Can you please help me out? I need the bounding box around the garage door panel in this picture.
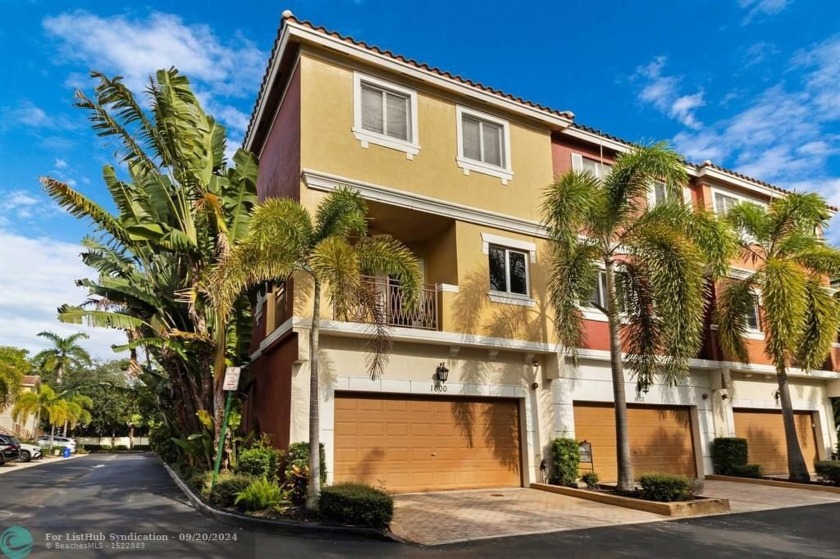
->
[334,393,521,492]
[574,402,697,482]
[733,409,818,475]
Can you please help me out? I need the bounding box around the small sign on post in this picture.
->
[223,366,241,391]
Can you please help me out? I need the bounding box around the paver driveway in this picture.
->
[701,479,840,514]
[390,488,663,545]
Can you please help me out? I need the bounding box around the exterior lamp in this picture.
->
[436,363,449,383]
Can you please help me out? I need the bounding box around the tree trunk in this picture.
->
[129,425,135,450]
[49,424,56,452]
[775,364,810,482]
[306,280,322,511]
[605,259,635,491]
[62,420,68,437]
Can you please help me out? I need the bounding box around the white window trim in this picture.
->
[570,153,612,180]
[710,187,767,215]
[646,179,693,208]
[456,106,513,184]
[481,233,535,304]
[352,72,420,159]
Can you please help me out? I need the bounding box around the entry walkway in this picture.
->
[390,487,662,545]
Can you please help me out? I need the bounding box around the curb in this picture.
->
[706,474,840,495]
[161,461,403,543]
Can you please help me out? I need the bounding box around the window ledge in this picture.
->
[581,308,608,322]
[352,127,419,159]
[456,157,513,184]
[744,330,765,340]
[488,292,535,307]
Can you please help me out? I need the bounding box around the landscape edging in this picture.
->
[531,482,731,517]
[161,461,402,543]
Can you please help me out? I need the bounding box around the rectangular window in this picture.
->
[588,271,608,308]
[456,106,513,183]
[581,158,612,179]
[462,115,505,168]
[361,83,410,141]
[650,180,680,207]
[489,245,528,296]
[353,72,419,158]
[714,192,741,215]
[745,296,761,331]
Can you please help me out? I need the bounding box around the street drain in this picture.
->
[490,493,505,497]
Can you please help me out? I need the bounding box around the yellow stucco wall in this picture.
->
[298,49,554,221]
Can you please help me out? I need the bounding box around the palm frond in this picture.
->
[355,236,423,309]
[57,305,148,330]
[314,186,367,241]
[541,171,603,245]
[714,278,756,364]
[310,237,361,320]
[794,278,840,371]
[761,258,809,362]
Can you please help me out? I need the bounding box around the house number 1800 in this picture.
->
[431,385,448,392]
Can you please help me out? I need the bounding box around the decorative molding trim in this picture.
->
[480,232,537,262]
[436,283,460,293]
[302,169,548,238]
[249,317,294,360]
[488,292,536,308]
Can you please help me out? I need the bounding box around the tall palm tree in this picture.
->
[42,68,259,446]
[212,187,421,509]
[33,331,91,386]
[715,193,840,482]
[542,142,736,491]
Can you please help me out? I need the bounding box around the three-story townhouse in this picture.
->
[241,11,839,491]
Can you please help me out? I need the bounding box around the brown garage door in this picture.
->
[573,402,697,482]
[733,409,819,474]
[334,393,521,493]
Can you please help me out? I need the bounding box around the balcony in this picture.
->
[336,275,438,331]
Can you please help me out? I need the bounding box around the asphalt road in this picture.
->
[0,454,838,558]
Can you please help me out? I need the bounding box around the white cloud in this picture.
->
[5,100,49,128]
[43,10,265,136]
[54,158,67,169]
[0,190,57,227]
[0,230,127,359]
[739,0,792,25]
[743,41,778,67]
[635,57,705,129]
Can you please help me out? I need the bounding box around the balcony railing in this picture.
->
[335,276,438,331]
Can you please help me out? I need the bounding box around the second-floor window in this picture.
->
[745,295,761,332]
[650,180,681,207]
[714,192,741,215]
[571,154,612,179]
[352,72,419,158]
[588,271,609,309]
[456,106,513,183]
[489,245,528,296]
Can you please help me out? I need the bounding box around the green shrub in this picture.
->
[581,471,599,489]
[286,464,310,506]
[237,445,283,482]
[319,483,393,529]
[99,444,112,451]
[815,460,840,486]
[208,474,255,508]
[639,473,697,502]
[150,423,180,463]
[234,478,285,511]
[285,442,326,484]
[115,445,129,451]
[549,438,580,487]
[712,437,749,475]
[731,464,762,478]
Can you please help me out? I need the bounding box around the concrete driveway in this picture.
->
[391,481,840,545]
[701,479,840,514]
[390,488,663,545]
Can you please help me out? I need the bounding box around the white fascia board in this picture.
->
[561,127,631,154]
[571,348,840,379]
[302,168,548,238]
[290,317,561,354]
[695,166,783,201]
[283,21,573,131]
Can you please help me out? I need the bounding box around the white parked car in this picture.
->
[18,443,42,462]
[36,435,77,453]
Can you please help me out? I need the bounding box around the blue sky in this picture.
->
[1,0,838,357]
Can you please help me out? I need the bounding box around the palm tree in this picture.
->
[715,193,840,482]
[42,68,259,446]
[542,142,736,491]
[33,331,91,386]
[212,187,422,509]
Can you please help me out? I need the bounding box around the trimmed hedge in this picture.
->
[549,438,580,487]
[208,474,255,508]
[581,471,599,489]
[639,473,698,502]
[237,445,283,482]
[319,483,393,528]
[731,464,762,478]
[712,437,748,475]
[815,460,840,486]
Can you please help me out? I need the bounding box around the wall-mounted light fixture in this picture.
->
[436,363,449,384]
